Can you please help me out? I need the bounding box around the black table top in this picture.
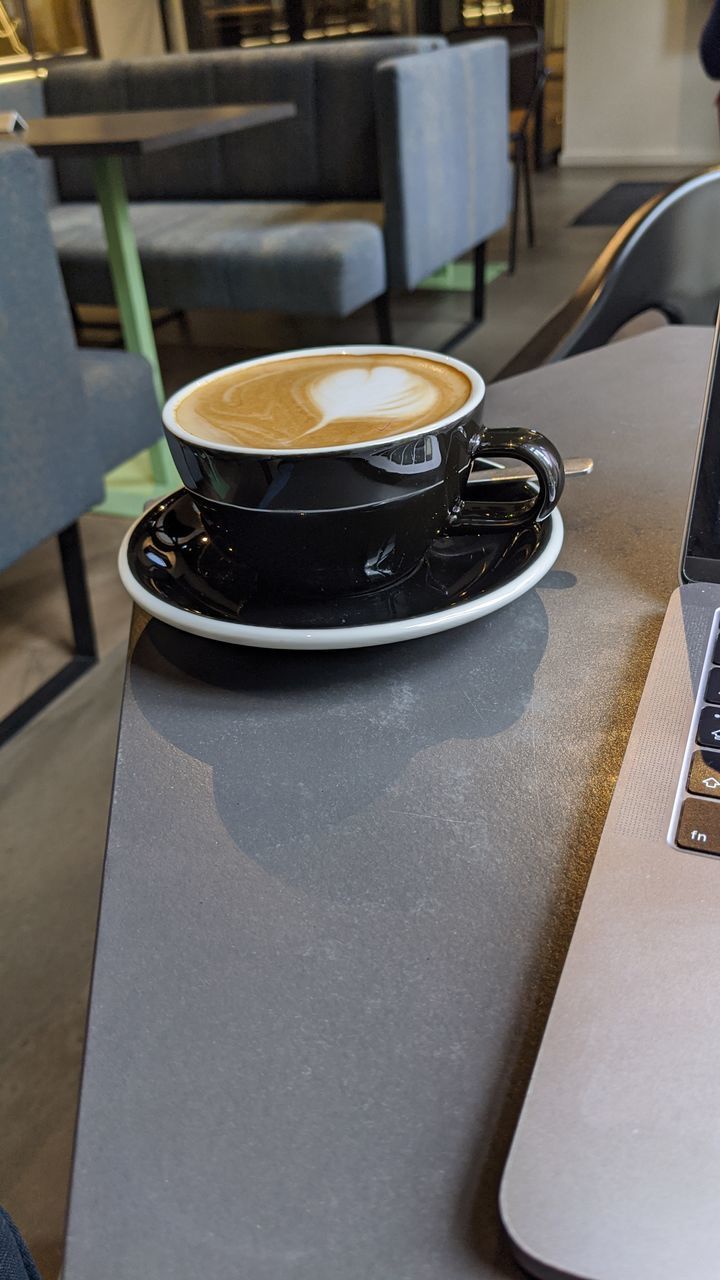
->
[24,104,296,158]
[61,329,715,1280]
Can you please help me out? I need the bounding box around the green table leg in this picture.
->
[92,154,178,513]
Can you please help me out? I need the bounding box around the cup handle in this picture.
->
[448,426,565,531]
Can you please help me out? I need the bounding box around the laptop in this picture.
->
[500,311,720,1280]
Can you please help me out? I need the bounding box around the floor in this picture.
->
[0,162,690,1278]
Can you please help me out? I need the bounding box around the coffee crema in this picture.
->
[174,353,473,451]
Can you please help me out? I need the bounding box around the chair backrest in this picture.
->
[496,169,720,381]
[448,22,543,112]
[0,72,56,205]
[376,38,510,290]
[44,38,445,203]
[0,142,102,571]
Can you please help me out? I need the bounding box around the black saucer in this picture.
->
[125,488,553,631]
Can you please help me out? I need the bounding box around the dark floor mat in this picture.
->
[571,181,669,227]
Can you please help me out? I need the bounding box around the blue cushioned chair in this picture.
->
[0,140,161,744]
[0,40,511,341]
[0,1204,41,1280]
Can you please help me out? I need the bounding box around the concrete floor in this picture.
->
[0,163,690,1277]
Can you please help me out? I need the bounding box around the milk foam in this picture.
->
[307,366,439,433]
[174,352,472,450]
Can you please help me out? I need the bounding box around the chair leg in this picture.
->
[0,523,97,746]
[522,133,535,249]
[176,310,193,344]
[58,522,97,660]
[533,83,545,170]
[473,241,487,322]
[509,145,521,275]
[373,292,394,344]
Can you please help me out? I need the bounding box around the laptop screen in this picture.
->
[682,314,720,583]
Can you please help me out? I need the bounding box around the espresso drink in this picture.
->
[175,352,472,451]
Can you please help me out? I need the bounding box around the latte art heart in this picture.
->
[175,352,472,451]
[307,366,440,433]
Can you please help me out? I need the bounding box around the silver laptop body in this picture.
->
[500,313,720,1280]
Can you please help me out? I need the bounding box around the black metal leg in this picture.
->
[72,307,189,348]
[509,143,521,275]
[0,523,97,747]
[533,82,545,170]
[473,241,486,322]
[286,0,305,41]
[58,523,97,659]
[176,310,193,344]
[373,292,394,344]
[441,245,488,352]
[522,133,535,249]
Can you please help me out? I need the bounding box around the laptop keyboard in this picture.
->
[674,617,720,854]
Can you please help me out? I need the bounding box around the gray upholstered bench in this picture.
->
[1,38,511,337]
[49,198,387,318]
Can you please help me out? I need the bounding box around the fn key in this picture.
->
[676,799,720,854]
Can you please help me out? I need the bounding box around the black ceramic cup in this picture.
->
[162,345,564,600]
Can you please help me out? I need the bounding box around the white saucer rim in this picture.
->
[118,501,564,651]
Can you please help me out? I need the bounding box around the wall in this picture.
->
[91,0,165,58]
[563,0,720,165]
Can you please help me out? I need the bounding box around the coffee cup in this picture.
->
[162,345,564,599]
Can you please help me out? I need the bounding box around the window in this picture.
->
[0,0,95,65]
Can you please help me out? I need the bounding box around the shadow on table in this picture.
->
[128,585,571,1277]
[132,587,551,905]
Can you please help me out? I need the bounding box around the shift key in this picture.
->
[687,749,720,796]
[676,799,720,854]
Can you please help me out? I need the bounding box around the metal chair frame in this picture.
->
[495,168,720,381]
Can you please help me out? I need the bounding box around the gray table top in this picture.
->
[63,328,713,1280]
[25,104,296,157]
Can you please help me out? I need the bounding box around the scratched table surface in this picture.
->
[62,328,712,1279]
